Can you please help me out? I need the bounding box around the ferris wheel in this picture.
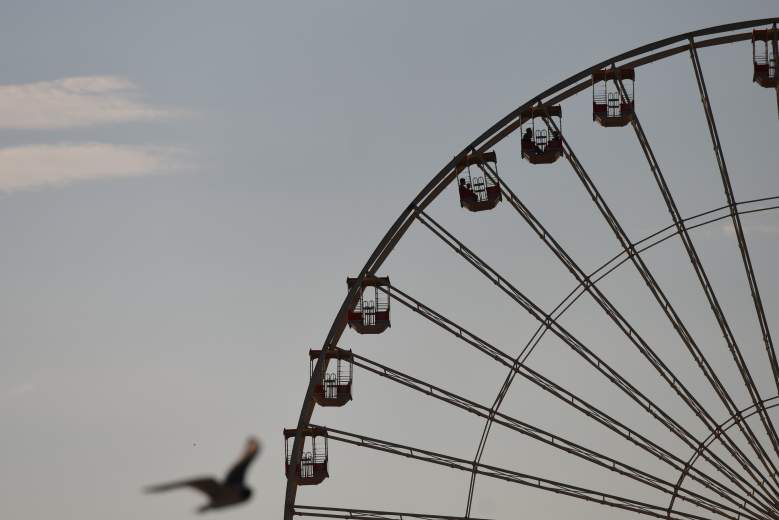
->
[284,18,779,520]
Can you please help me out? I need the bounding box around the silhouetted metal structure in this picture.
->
[309,348,353,407]
[346,275,390,334]
[285,18,779,520]
[592,67,635,127]
[752,27,778,87]
[520,105,562,164]
[456,151,501,212]
[284,426,328,485]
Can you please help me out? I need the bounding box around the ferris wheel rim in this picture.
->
[285,17,779,520]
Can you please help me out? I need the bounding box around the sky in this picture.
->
[1,2,779,520]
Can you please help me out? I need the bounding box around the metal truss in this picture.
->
[314,425,741,520]
[293,505,492,520]
[413,209,779,512]
[689,35,779,455]
[285,19,779,520]
[344,347,769,520]
[536,113,779,496]
[668,396,779,518]
[612,74,779,512]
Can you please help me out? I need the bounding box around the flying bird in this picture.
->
[146,437,260,513]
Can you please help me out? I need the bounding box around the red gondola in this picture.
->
[456,151,501,212]
[310,348,353,407]
[284,426,328,485]
[592,67,635,127]
[346,275,390,334]
[752,27,778,88]
[520,105,563,165]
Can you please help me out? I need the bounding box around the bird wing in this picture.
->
[224,440,261,487]
[145,477,223,499]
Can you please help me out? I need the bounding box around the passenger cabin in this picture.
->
[284,426,329,485]
[520,106,563,164]
[456,151,501,212]
[592,67,635,127]
[310,348,353,407]
[346,275,390,334]
[752,28,778,88]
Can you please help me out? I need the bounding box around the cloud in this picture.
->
[0,76,182,129]
[7,383,35,396]
[0,382,36,407]
[0,143,184,191]
[721,220,779,237]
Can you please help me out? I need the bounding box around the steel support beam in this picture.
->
[690,38,779,395]
[413,210,779,512]
[388,275,774,514]
[542,113,779,497]
[668,396,779,519]
[349,348,768,520]
[286,19,779,519]
[318,425,737,520]
[293,505,492,520]
[689,37,779,487]
[480,157,779,516]
[619,79,779,491]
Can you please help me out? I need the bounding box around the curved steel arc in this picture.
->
[416,207,718,465]
[285,17,779,519]
[690,36,779,472]
[689,38,779,467]
[553,198,779,313]
[623,93,779,499]
[348,348,767,520]
[543,116,779,494]
[315,201,779,520]
[415,209,779,512]
[689,41,779,393]
[473,148,779,500]
[386,280,777,517]
[473,32,759,162]
[463,195,779,516]
[668,396,779,518]
[317,425,728,520]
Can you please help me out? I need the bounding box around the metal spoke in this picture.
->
[467,195,779,517]
[539,114,779,495]
[591,197,779,294]
[669,396,779,519]
[386,282,775,513]
[689,38,779,465]
[420,198,777,493]
[689,37,779,392]
[462,193,779,517]
[412,210,779,511]
[285,19,779,520]
[317,425,735,520]
[618,83,779,489]
[293,505,493,520]
[347,348,769,520]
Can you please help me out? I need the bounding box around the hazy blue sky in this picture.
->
[2,2,779,520]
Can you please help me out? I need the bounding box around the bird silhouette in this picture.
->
[146,437,260,513]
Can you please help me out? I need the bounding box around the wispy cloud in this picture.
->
[7,383,35,397]
[0,143,184,191]
[721,220,779,237]
[0,76,183,129]
[0,381,37,407]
